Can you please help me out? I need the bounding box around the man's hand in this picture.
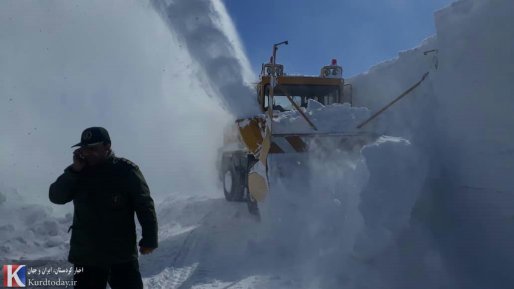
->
[72,148,86,172]
[139,246,155,255]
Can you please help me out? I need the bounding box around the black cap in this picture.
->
[71,127,111,148]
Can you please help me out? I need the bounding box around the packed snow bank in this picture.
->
[430,1,514,287]
[347,139,450,289]
[349,36,438,141]
[263,145,368,288]
[272,100,371,134]
[0,184,69,261]
[345,0,514,288]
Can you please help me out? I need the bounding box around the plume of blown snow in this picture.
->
[151,0,260,118]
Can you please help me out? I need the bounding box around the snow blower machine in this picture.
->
[219,41,375,217]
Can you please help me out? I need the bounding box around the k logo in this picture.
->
[82,131,93,141]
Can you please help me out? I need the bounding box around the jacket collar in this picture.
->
[82,151,116,173]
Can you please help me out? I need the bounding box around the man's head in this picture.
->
[72,127,112,167]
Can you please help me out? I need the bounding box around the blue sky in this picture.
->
[224,0,453,77]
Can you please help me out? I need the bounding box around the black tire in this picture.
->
[223,165,244,202]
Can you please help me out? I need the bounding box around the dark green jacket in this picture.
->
[49,153,158,267]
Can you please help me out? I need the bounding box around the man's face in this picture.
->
[78,143,111,167]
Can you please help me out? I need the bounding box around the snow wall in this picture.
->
[347,0,514,288]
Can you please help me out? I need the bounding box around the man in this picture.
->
[49,127,158,289]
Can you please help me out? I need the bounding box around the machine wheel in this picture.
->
[223,165,244,202]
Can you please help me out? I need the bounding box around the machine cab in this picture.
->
[256,59,348,113]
